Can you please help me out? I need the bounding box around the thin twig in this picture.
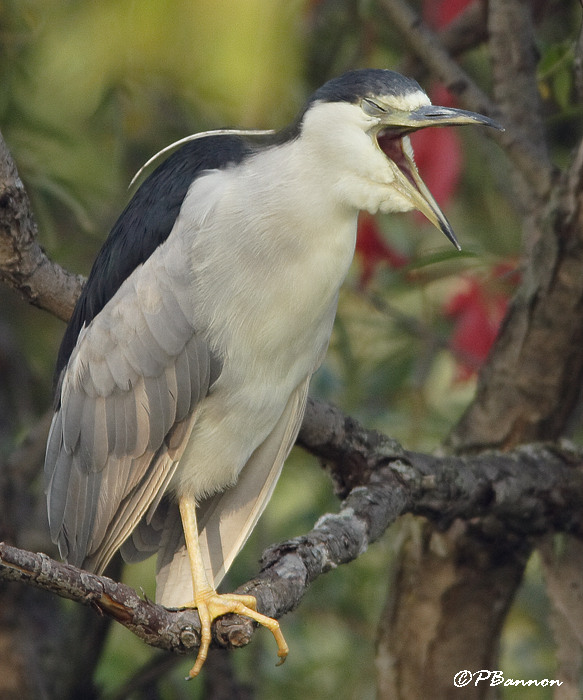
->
[400,0,489,78]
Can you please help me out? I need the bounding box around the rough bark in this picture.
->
[0,129,82,322]
[450,140,583,450]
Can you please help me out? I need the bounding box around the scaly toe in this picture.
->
[182,591,287,678]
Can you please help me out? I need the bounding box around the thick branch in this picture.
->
[0,130,82,321]
[2,431,583,657]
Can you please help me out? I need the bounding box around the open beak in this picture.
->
[376,105,503,250]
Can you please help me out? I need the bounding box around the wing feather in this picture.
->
[60,384,85,454]
[143,304,186,357]
[173,348,192,422]
[142,375,170,449]
[77,398,96,471]
[104,342,138,392]
[45,238,220,574]
[88,350,117,396]
[186,334,208,405]
[89,396,109,471]
[115,391,137,456]
[46,437,74,543]
[85,411,197,574]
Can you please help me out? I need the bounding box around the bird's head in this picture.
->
[298,69,502,250]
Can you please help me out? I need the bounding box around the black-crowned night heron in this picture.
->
[45,69,500,677]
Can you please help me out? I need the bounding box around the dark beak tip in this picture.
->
[480,116,505,132]
[449,236,462,252]
[441,224,462,251]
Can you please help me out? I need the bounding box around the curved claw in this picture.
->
[184,592,289,678]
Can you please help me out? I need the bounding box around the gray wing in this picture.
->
[45,236,219,574]
[148,376,311,608]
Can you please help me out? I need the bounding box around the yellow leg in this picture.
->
[178,495,289,678]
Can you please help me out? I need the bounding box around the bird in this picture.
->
[44,68,501,678]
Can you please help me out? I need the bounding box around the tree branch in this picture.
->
[2,422,583,658]
[0,544,204,655]
[399,0,489,79]
[449,136,583,452]
[0,130,82,322]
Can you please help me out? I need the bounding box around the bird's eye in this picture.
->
[361,98,386,117]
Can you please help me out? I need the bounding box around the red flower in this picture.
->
[445,264,518,380]
[423,0,473,29]
[355,212,409,286]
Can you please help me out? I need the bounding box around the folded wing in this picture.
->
[45,237,220,574]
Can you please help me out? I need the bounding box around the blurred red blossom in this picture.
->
[417,0,498,380]
[445,264,519,380]
[355,212,409,286]
[423,0,473,28]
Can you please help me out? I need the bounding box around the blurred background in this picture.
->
[0,1,580,698]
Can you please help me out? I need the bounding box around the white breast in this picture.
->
[172,144,358,498]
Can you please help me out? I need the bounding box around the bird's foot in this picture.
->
[183,590,288,678]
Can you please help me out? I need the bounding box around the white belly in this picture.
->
[171,163,358,498]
